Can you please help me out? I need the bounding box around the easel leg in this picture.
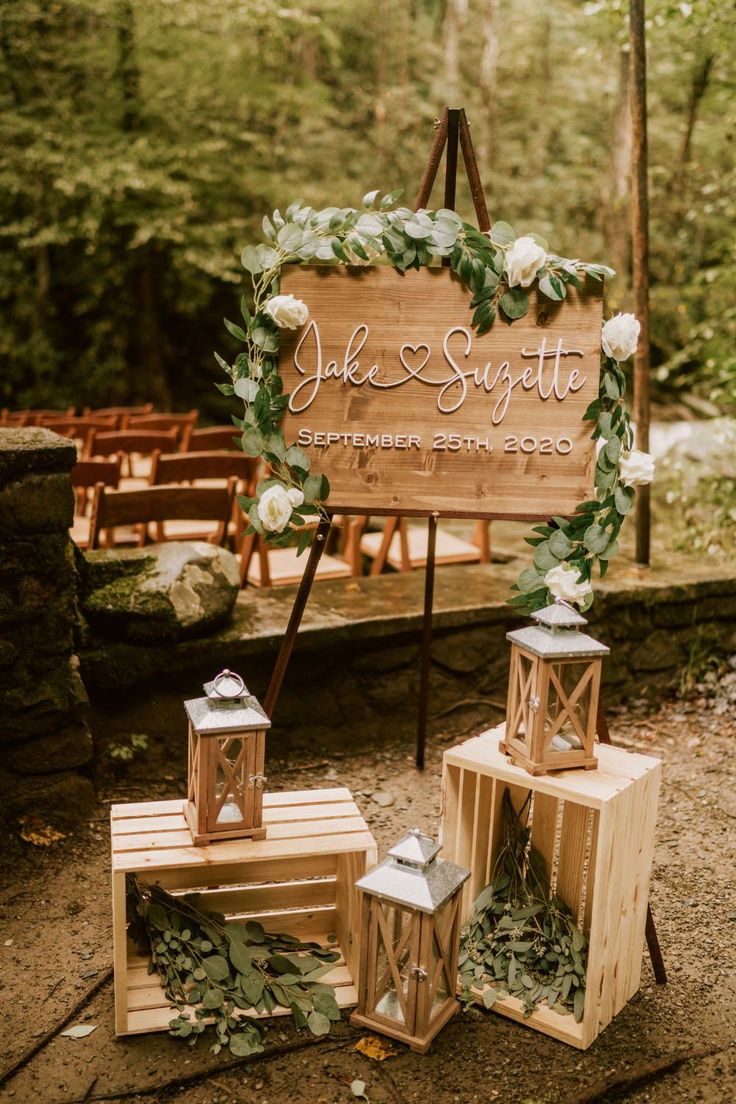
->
[596,700,667,984]
[264,517,331,717]
[416,513,438,770]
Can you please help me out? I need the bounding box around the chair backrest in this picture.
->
[71,455,123,490]
[41,415,117,437]
[1,410,31,426]
[150,450,257,488]
[182,425,241,452]
[83,403,154,428]
[13,407,76,425]
[88,479,237,549]
[123,410,198,432]
[86,428,179,458]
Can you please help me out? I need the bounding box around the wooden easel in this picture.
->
[264,107,491,770]
[262,106,666,982]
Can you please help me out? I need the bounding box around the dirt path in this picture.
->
[1,666,735,1104]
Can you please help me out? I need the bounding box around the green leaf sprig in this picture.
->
[217,190,639,597]
[509,352,635,616]
[127,877,342,1057]
[459,789,588,1023]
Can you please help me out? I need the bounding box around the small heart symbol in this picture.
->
[399,342,431,377]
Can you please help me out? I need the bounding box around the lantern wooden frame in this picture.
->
[184,670,270,845]
[500,604,608,775]
[350,831,469,1054]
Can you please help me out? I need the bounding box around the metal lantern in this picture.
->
[350,829,469,1054]
[184,669,271,845]
[500,600,609,775]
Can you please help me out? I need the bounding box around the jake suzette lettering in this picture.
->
[288,323,587,424]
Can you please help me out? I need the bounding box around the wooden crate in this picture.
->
[111,787,377,1036]
[440,726,661,1050]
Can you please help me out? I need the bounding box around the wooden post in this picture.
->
[630,0,651,565]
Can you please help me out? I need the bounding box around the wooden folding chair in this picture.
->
[40,415,118,455]
[181,425,241,452]
[358,517,491,574]
[149,450,257,546]
[86,428,180,481]
[82,403,154,429]
[88,479,237,550]
[70,455,123,548]
[1,410,31,427]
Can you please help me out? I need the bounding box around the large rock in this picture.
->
[83,541,240,642]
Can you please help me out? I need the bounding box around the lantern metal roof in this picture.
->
[184,669,271,735]
[356,829,469,914]
[507,600,609,660]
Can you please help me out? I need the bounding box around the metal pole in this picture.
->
[264,518,331,717]
[416,513,439,770]
[630,0,651,564]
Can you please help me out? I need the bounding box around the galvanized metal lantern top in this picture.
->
[506,600,610,661]
[355,829,469,914]
[184,669,271,736]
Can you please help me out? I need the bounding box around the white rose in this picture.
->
[544,563,592,607]
[504,236,547,288]
[257,484,294,533]
[601,312,640,361]
[618,449,655,488]
[286,487,304,507]
[234,377,258,403]
[264,294,309,330]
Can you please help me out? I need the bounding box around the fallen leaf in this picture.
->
[61,1024,97,1039]
[355,1033,397,1062]
[3,939,13,947]
[18,819,66,847]
[351,1079,368,1100]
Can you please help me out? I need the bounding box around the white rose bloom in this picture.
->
[234,377,258,403]
[504,236,547,288]
[618,449,655,488]
[544,563,592,607]
[257,484,294,533]
[601,312,640,362]
[286,487,304,507]
[264,294,309,329]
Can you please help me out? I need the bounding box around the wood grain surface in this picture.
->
[279,266,603,519]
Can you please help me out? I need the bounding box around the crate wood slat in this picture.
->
[112,789,377,1037]
[439,726,661,1050]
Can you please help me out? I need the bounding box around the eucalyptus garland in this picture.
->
[127,877,342,1056]
[216,189,652,603]
[459,789,589,1022]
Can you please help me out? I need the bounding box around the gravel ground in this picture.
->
[0,661,735,1104]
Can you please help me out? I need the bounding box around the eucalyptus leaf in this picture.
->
[499,288,529,320]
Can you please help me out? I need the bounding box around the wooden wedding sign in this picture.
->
[280,265,603,520]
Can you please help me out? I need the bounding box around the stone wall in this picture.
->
[0,428,94,824]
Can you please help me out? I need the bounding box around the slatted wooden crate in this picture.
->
[440,726,661,1050]
[111,787,377,1036]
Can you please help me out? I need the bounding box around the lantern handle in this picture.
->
[212,669,246,698]
[553,597,578,615]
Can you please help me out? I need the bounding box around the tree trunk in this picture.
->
[671,53,713,196]
[478,0,500,194]
[115,0,141,131]
[443,0,467,104]
[602,47,632,307]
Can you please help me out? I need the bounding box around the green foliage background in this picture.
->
[1,0,733,415]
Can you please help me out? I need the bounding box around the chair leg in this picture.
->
[346,516,367,576]
[239,532,256,588]
[398,518,411,572]
[370,516,399,576]
[474,520,491,563]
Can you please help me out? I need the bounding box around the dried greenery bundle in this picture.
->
[127,877,342,1056]
[459,789,588,1022]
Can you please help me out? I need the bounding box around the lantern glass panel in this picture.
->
[515,652,537,738]
[372,901,416,1026]
[426,898,453,1021]
[214,737,248,825]
[543,661,592,754]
